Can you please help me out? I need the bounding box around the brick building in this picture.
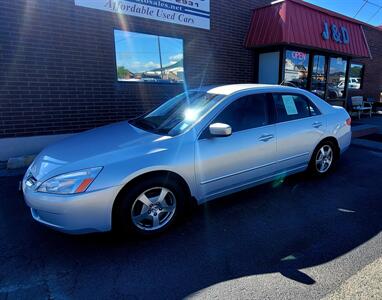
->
[0,0,382,162]
[350,26,382,100]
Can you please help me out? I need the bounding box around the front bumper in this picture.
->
[23,180,121,234]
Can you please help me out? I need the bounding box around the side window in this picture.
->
[212,93,269,133]
[308,102,321,116]
[273,94,318,122]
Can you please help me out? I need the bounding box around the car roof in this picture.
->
[192,84,336,114]
[192,84,302,96]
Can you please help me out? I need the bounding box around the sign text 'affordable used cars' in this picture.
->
[75,0,210,30]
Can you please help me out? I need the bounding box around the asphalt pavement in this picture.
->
[0,146,381,299]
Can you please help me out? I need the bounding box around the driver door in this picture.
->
[195,93,277,200]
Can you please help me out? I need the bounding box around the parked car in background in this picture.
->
[327,83,344,99]
[22,85,352,236]
[348,77,361,89]
[337,78,361,91]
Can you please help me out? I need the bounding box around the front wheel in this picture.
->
[114,176,186,236]
[131,187,176,232]
[309,141,338,176]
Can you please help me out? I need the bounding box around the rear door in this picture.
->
[272,93,325,172]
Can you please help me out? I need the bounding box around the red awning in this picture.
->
[245,0,371,58]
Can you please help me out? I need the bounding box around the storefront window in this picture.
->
[311,55,327,99]
[284,50,309,89]
[348,63,364,89]
[327,57,347,99]
[114,30,184,83]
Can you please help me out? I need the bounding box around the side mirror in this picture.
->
[209,123,232,137]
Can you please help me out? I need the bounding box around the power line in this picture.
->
[367,6,382,22]
[354,0,368,18]
[366,0,382,8]
[353,0,382,24]
[364,0,382,24]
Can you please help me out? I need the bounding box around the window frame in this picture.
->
[326,56,349,99]
[113,29,185,85]
[271,92,321,124]
[198,92,275,140]
[283,49,310,90]
[348,62,365,90]
[310,54,328,100]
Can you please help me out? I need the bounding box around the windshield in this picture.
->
[130,91,224,136]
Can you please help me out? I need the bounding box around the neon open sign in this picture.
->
[322,21,350,44]
[292,51,307,60]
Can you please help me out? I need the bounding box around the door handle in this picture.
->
[259,134,274,142]
[312,121,323,128]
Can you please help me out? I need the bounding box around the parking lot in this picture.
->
[0,145,381,299]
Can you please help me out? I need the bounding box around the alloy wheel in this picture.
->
[315,145,333,173]
[131,187,176,231]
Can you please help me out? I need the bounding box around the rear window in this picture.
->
[272,94,320,122]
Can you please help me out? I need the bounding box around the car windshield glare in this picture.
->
[130,91,224,135]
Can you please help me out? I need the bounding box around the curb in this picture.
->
[7,155,36,170]
[351,124,379,138]
[351,138,382,152]
[0,168,27,177]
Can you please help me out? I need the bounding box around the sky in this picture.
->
[114,30,183,73]
[305,0,382,26]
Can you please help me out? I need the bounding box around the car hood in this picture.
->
[29,121,162,180]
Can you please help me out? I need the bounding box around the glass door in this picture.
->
[311,55,327,99]
[283,50,309,89]
[327,57,348,99]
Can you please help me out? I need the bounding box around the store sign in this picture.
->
[291,51,307,60]
[74,0,210,30]
[322,21,350,44]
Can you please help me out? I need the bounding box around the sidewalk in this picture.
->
[352,114,382,133]
[352,115,382,152]
[323,257,382,300]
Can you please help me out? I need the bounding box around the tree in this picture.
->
[117,66,132,79]
[350,66,362,78]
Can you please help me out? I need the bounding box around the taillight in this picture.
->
[346,117,352,126]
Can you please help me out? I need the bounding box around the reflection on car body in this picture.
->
[23,84,352,236]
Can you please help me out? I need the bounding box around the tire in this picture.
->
[113,175,186,236]
[308,140,338,176]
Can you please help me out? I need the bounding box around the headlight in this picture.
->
[37,167,102,194]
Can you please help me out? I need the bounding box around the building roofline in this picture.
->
[253,0,382,31]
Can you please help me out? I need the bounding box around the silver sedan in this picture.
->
[22,84,352,235]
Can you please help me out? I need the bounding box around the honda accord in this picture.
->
[22,84,351,235]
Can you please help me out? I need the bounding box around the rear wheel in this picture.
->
[309,141,338,176]
[114,176,186,236]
